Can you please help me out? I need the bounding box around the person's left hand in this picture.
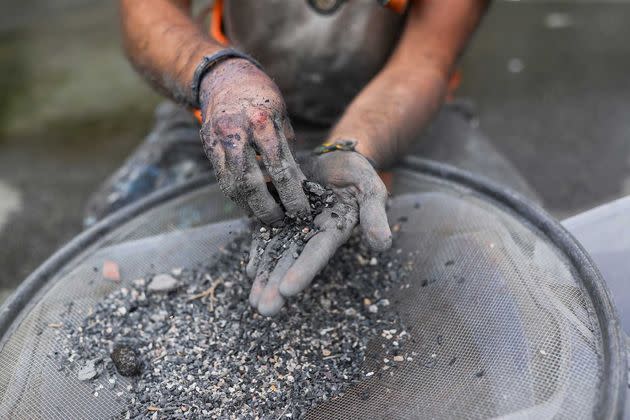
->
[247,146,392,316]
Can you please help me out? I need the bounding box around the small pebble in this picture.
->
[102,260,120,282]
[77,359,99,381]
[147,274,179,293]
[344,308,357,316]
[303,181,327,196]
[133,278,146,287]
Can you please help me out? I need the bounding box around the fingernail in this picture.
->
[249,292,260,307]
[279,276,299,297]
[365,228,392,251]
[249,285,263,307]
[246,262,257,279]
[257,295,285,316]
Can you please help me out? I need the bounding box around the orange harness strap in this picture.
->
[194,0,461,124]
[191,0,229,123]
[446,69,462,102]
[383,0,408,14]
[210,0,229,46]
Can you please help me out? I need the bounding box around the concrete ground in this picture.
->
[459,1,630,218]
[0,1,160,301]
[0,1,629,303]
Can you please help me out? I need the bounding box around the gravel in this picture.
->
[54,182,411,419]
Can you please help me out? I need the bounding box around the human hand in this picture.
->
[247,144,392,315]
[199,58,310,225]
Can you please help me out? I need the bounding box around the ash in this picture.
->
[250,181,336,275]
[55,188,410,419]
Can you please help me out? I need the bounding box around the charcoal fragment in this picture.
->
[111,344,141,377]
[303,181,327,196]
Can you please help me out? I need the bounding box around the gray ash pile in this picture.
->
[54,183,411,419]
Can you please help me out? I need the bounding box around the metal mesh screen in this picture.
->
[0,165,616,419]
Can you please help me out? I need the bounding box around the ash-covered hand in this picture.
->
[199,58,311,224]
[247,148,392,316]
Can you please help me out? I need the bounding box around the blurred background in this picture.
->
[1,0,629,303]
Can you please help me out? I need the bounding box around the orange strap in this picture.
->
[210,0,229,46]
[211,0,407,43]
[193,0,459,124]
[192,0,228,123]
[446,69,462,102]
[383,0,408,14]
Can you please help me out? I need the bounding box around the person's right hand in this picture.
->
[198,58,310,225]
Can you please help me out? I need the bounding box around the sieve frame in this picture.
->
[0,158,625,419]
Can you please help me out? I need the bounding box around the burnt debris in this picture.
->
[52,182,411,418]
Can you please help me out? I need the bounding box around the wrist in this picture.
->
[198,58,257,110]
[191,49,262,108]
[324,134,381,167]
[315,139,379,169]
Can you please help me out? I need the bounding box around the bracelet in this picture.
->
[190,48,263,108]
[314,139,378,168]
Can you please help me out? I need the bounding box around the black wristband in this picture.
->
[190,48,263,108]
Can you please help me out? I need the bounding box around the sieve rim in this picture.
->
[1,158,625,419]
[402,156,626,420]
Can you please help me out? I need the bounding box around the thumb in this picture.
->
[359,185,392,252]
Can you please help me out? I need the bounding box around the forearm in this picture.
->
[119,0,225,106]
[329,65,447,169]
[329,0,489,169]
